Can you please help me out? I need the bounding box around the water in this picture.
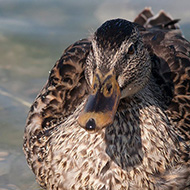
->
[0,0,189,189]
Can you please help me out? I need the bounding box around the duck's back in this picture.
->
[135,8,190,145]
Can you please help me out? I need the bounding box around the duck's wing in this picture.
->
[136,8,190,143]
[134,7,180,30]
[23,39,91,167]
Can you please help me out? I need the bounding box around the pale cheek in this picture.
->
[117,75,125,87]
[89,73,93,85]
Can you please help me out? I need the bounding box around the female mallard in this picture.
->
[23,8,190,190]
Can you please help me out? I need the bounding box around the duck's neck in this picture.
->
[105,78,180,172]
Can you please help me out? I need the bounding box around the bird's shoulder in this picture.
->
[24,39,91,138]
[135,8,190,143]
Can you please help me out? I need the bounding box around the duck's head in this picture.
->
[78,19,151,132]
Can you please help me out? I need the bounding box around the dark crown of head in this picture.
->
[94,19,135,50]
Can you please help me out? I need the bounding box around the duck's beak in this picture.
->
[78,69,121,131]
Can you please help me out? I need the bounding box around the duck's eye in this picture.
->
[107,84,112,93]
[127,44,135,55]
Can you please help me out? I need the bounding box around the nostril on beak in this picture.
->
[85,118,96,131]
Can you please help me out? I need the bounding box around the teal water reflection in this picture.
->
[0,0,189,189]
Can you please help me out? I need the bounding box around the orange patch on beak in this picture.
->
[78,69,121,131]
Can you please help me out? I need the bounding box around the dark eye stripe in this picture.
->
[102,75,112,86]
[95,73,101,84]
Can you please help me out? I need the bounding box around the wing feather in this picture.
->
[137,12,190,142]
[23,39,91,174]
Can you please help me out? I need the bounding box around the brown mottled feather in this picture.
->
[137,21,190,143]
[23,8,190,190]
[23,39,91,188]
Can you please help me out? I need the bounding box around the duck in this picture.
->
[23,8,190,190]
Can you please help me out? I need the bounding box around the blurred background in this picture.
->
[0,0,190,189]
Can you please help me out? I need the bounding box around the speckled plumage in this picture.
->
[23,8,190,190]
